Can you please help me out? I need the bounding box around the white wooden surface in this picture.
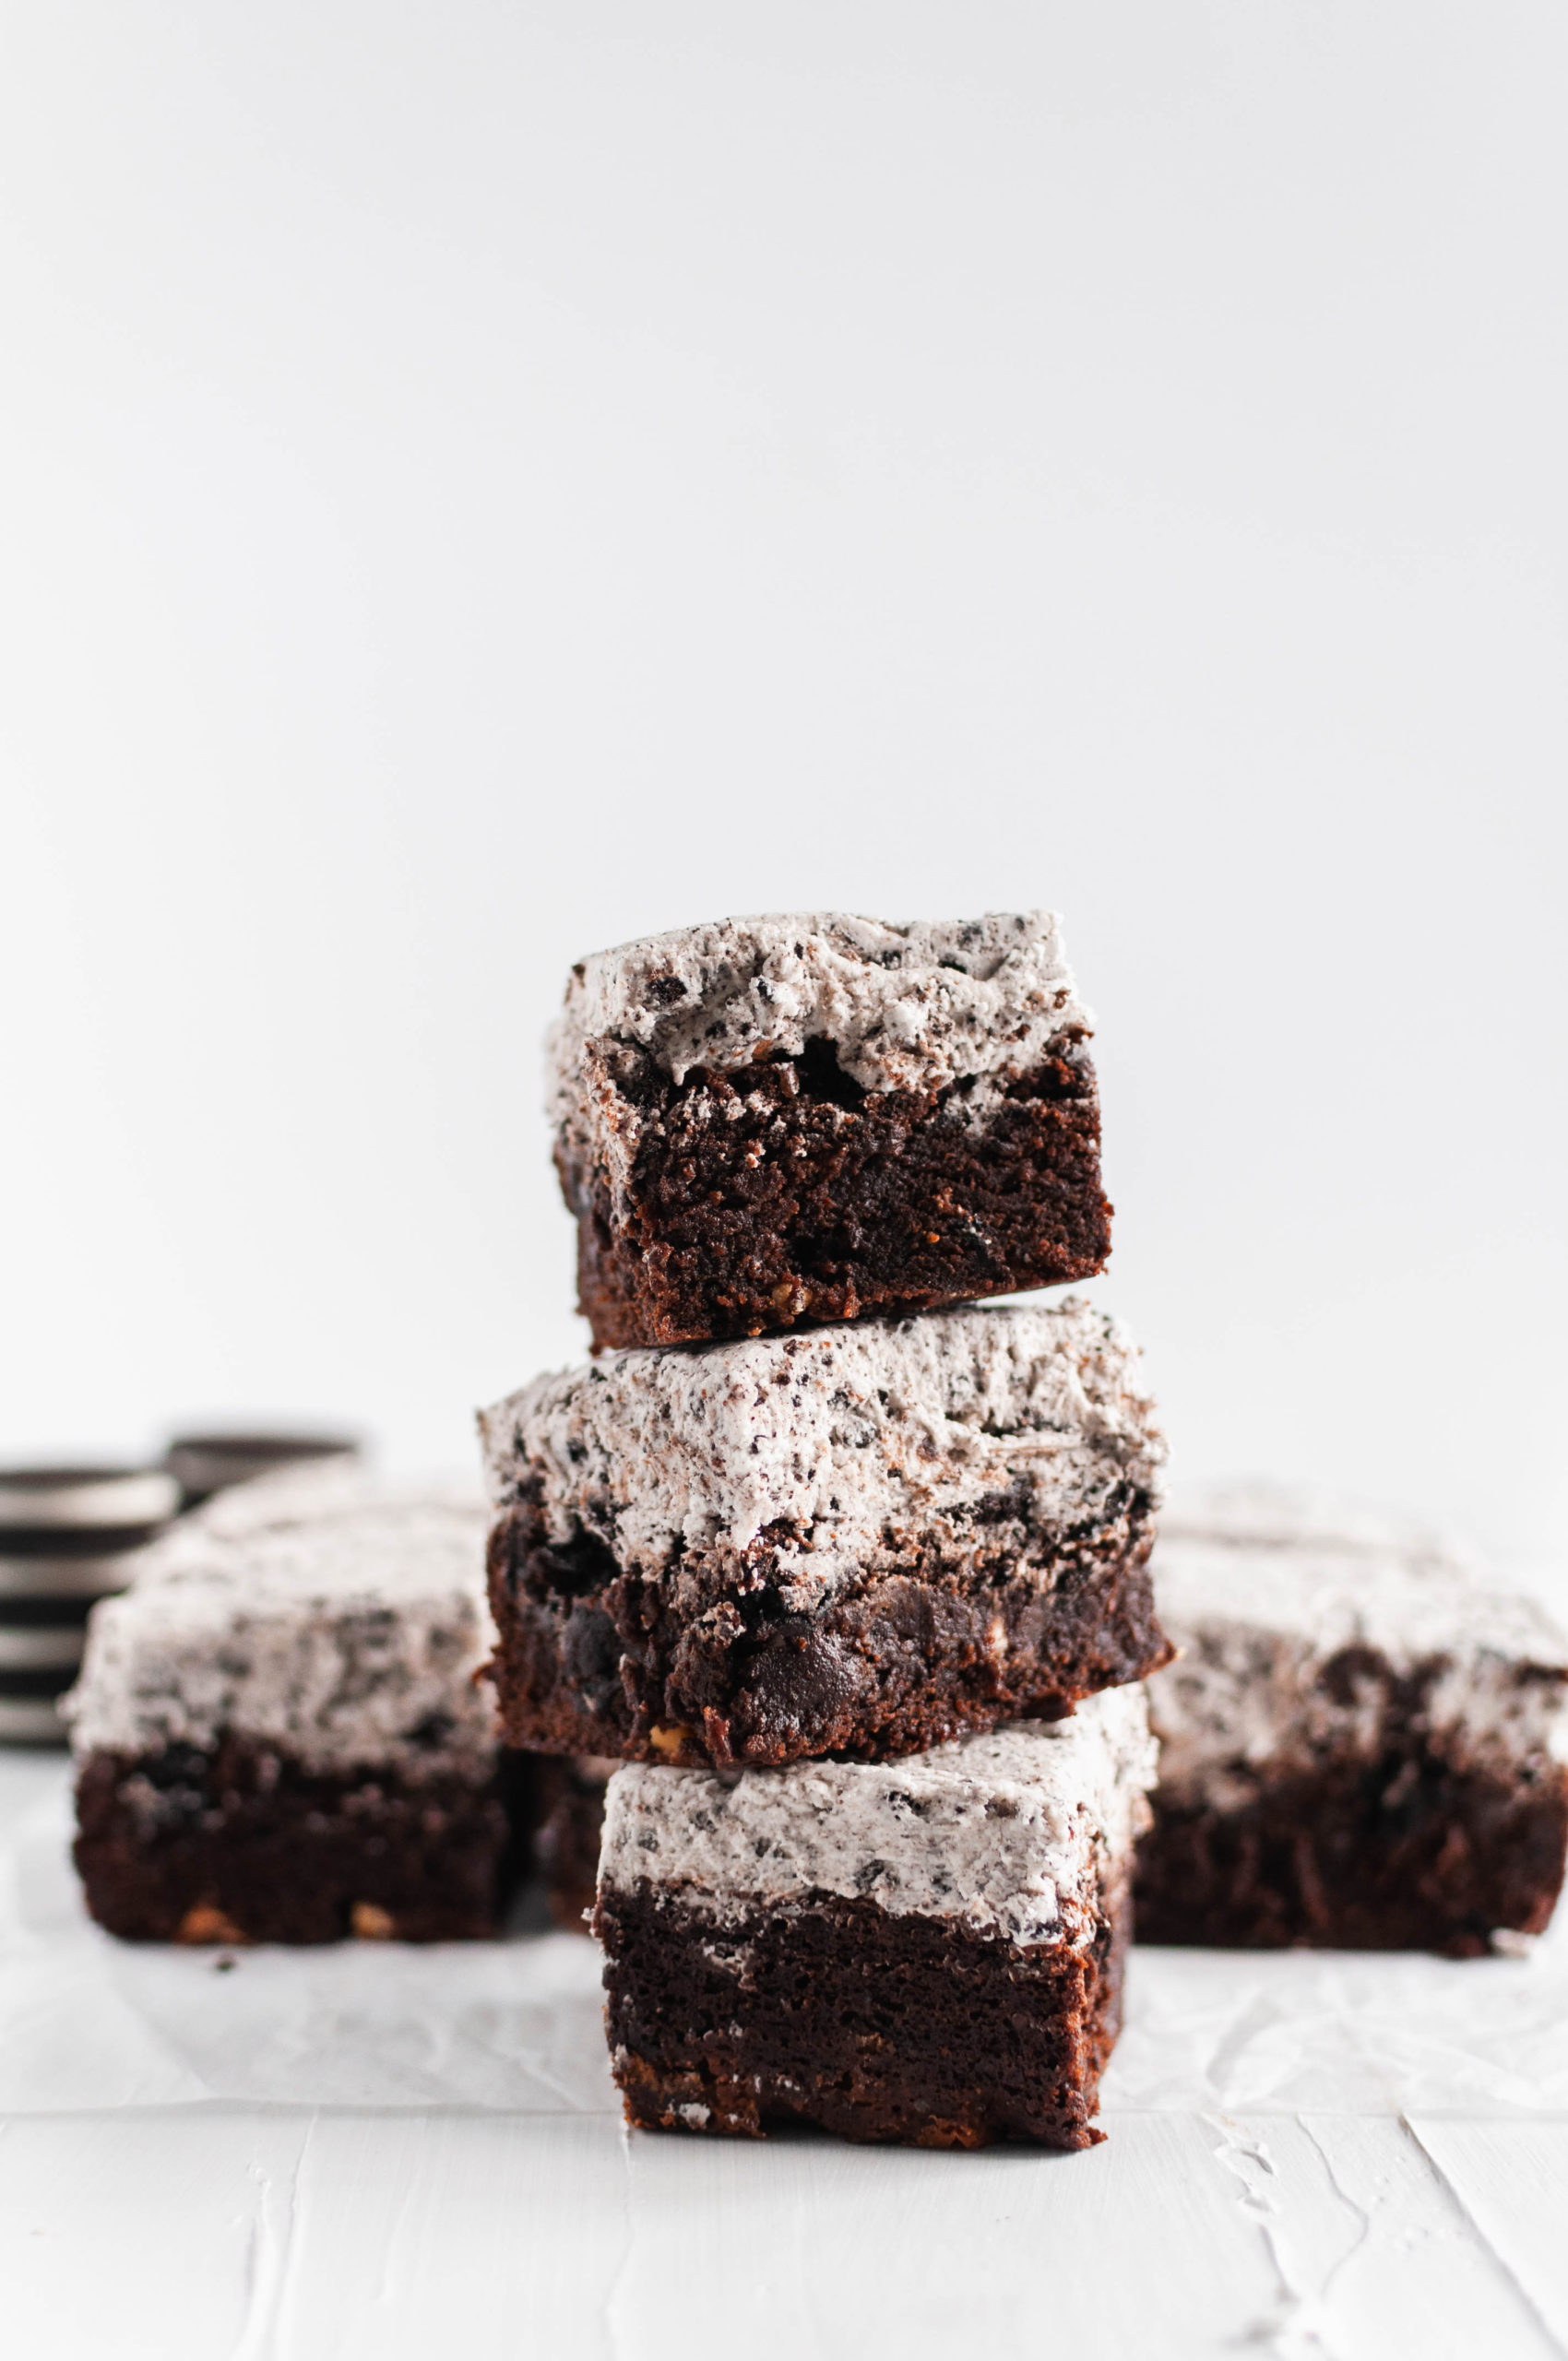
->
[5,1751,1566,2360]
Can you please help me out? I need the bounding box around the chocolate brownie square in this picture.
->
[67,1472,522,1943]
[595,1683,1156,2149]
[1136,1487,1568,1955]
[550,911,1111,1350]
[481,1298,1169,1770]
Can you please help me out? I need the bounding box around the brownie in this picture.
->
[594,1685,1156,2149]
[74,1740,522,1944]
[480,1299,1169,1770]
[66,1472,521,1943]
[549,912,1111,1351]
[534,1754,616,1931]
[1136,1488,1568,1955]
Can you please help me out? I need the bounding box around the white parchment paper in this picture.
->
[4,1750,1564,2120]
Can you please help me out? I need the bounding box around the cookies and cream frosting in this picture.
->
[65,1470,496,1779]
[551,910,1088,1097]
[547,912,1093,1213]
[1147,1485,1568,1806]
[600,1683,1156,1949]
[480,1299,1165,1607]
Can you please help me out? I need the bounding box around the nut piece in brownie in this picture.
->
[1137,1487,1568,1955]
[535,1754,616,1930]
[550,911,1112,1350]
[67,1471,521,1943]
[481,1298,1169,1770]
[595,1683,1156,2149]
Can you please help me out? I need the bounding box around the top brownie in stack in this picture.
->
[480,1298,1169,1772]
[550,910,1111,1350]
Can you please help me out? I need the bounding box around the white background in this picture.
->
[3,1,1564,1556]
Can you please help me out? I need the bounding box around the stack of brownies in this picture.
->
[60,906,1568,2148]
[480,911,1173,2148]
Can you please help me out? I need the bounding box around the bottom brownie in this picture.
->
[597,1879,1127,2151]
[1135,1756,1568,1957]
[74,1741,530,1944]
[592,1691,1154,2149]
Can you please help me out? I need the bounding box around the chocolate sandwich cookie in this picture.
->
[0,1697,74,1744]
[0,1465,180,1536]
[0,1621,89,1740]
[0,1536,166,1604]
[0,1620,89,1673]
[0,1465,180,1748]
[163,1430,362,1509]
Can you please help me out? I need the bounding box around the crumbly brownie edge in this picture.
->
[74,1742,531,1944]
[1134,1753,1568,1956]
[487,1501,1170,1768]
[595,1873,1128,2150]
[564,1044,1111,1352]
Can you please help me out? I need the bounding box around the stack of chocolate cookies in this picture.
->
[1,1465,180,1745]
[481,912,1172,2148]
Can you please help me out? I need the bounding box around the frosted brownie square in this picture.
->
[1137,1487,1568,1954]
[481,1299,1169,1770]
[595,1684,1156,2149]
[67,1471,521,1943]
[550,911,1111,1350]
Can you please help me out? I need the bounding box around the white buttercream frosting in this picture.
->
[65,1470,497,1779]
[551,909,1088,1097]
[547,912,1093,1222]
[1146,1485,1568,1807]
[479,1299,1164,1606]
[600,1683,1156,1949]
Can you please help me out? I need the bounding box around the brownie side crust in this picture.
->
[534,1755,612,1931]
[74,1740,529,1944]
[565,1038,1111,1351]
[1135,1745,1568,1957]
[488,1491,1168,1768]
[596,1876,1128,2150]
